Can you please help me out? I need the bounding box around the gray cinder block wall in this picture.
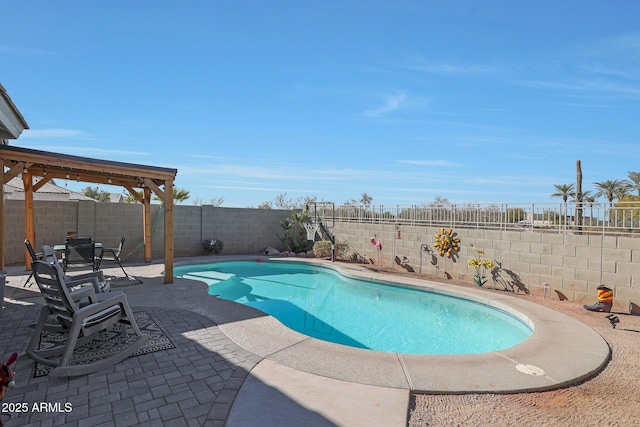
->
[5,199,639,314]
[4,200,290,266]
[330,222,640,314]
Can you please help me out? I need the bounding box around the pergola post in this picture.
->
[22,169,35,270]
[143,187,152,263]
[163,179,174,284]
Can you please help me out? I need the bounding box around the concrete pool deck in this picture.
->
[179,256,610,394]
[0,255,611,426]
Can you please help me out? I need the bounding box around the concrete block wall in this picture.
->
[5,199,638,314]
[94,202,152,261]
[331,221,640,314]
[199,207,290,255]
[3,200,291,266]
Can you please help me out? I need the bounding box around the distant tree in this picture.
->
[505,208,526,223]
[124,187,190,204]
[124,190,142,203]
[594,179,627,207]
[192,196,225,207]
[273,193,295,209]
[360,193,373,207]
[625,171,640,196]
[173,188,190,204]
[581,191,595,203]
[82,186,111,202]
[153,187,190,204]
[613,195,640,226]
[550,184,575,203]
[424,196,452,222]
[429,196,451,207]
[582,191,597,221]
[268,193,301,209]
[262,193,317,210]
[302,195,318,207]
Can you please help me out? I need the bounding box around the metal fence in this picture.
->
[327,202,640,235]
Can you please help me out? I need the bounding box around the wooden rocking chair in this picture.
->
[26,261,148,377]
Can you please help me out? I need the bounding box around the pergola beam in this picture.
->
[3,161,28,184]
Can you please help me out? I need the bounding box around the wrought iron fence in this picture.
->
[329,202,640,235]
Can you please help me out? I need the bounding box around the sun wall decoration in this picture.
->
[433,228,460,258]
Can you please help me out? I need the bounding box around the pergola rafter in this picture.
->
[0,144,178,283]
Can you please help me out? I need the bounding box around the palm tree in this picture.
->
[172,188,191,204]
[154,187,190,204]
[550,184,575,202]
[625,171,640,196]
[360,193,373,207]
[594,179,627,207]
[581,191,596,224]
[551,184,575,230]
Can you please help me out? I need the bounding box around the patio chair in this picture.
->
[95,236,134,281]
[42,245,110,293]
[23,239,43,287]
[26,261,148,377]
[63,239,97,272]
[66,236,91,244]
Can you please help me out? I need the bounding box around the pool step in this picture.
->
[182,270,234,284]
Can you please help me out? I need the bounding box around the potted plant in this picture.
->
[202,239,224,255]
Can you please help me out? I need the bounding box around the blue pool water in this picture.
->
[176,261,532,355]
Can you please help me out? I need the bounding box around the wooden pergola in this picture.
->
[0,144,178,283]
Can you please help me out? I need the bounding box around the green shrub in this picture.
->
[202,239,224,255]
[313,240,349,259]
[276,211,314,253]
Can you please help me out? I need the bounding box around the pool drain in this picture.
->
[515,363,545,376]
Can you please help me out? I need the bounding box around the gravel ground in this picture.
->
[407,292,640,427]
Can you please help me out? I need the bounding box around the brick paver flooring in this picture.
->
[1,298,260,427]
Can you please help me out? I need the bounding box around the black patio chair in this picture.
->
[95,235,134,281]
[23,239,43,287]
[63,239,97,272]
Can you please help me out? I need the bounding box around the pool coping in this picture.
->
[177,256,611,394]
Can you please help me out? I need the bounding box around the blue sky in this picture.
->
[3,1,639,207]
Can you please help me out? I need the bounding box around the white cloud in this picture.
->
[580,32,640,58]
[203,184,330,194]
[403,55,497,77]
[398,160,462,167]
[179,164,382,181]
[57,147,151,157]
[0,44,55,57]
[21,128,93,139]
[515,78,640,99]
[364,92,409,118]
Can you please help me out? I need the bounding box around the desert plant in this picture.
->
[313,240,349,259]
[277,211,314,253]
[202,239,224,255]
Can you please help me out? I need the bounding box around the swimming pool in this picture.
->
[176,260,532,355]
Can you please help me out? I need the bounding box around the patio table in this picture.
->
[53,242,103,252]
